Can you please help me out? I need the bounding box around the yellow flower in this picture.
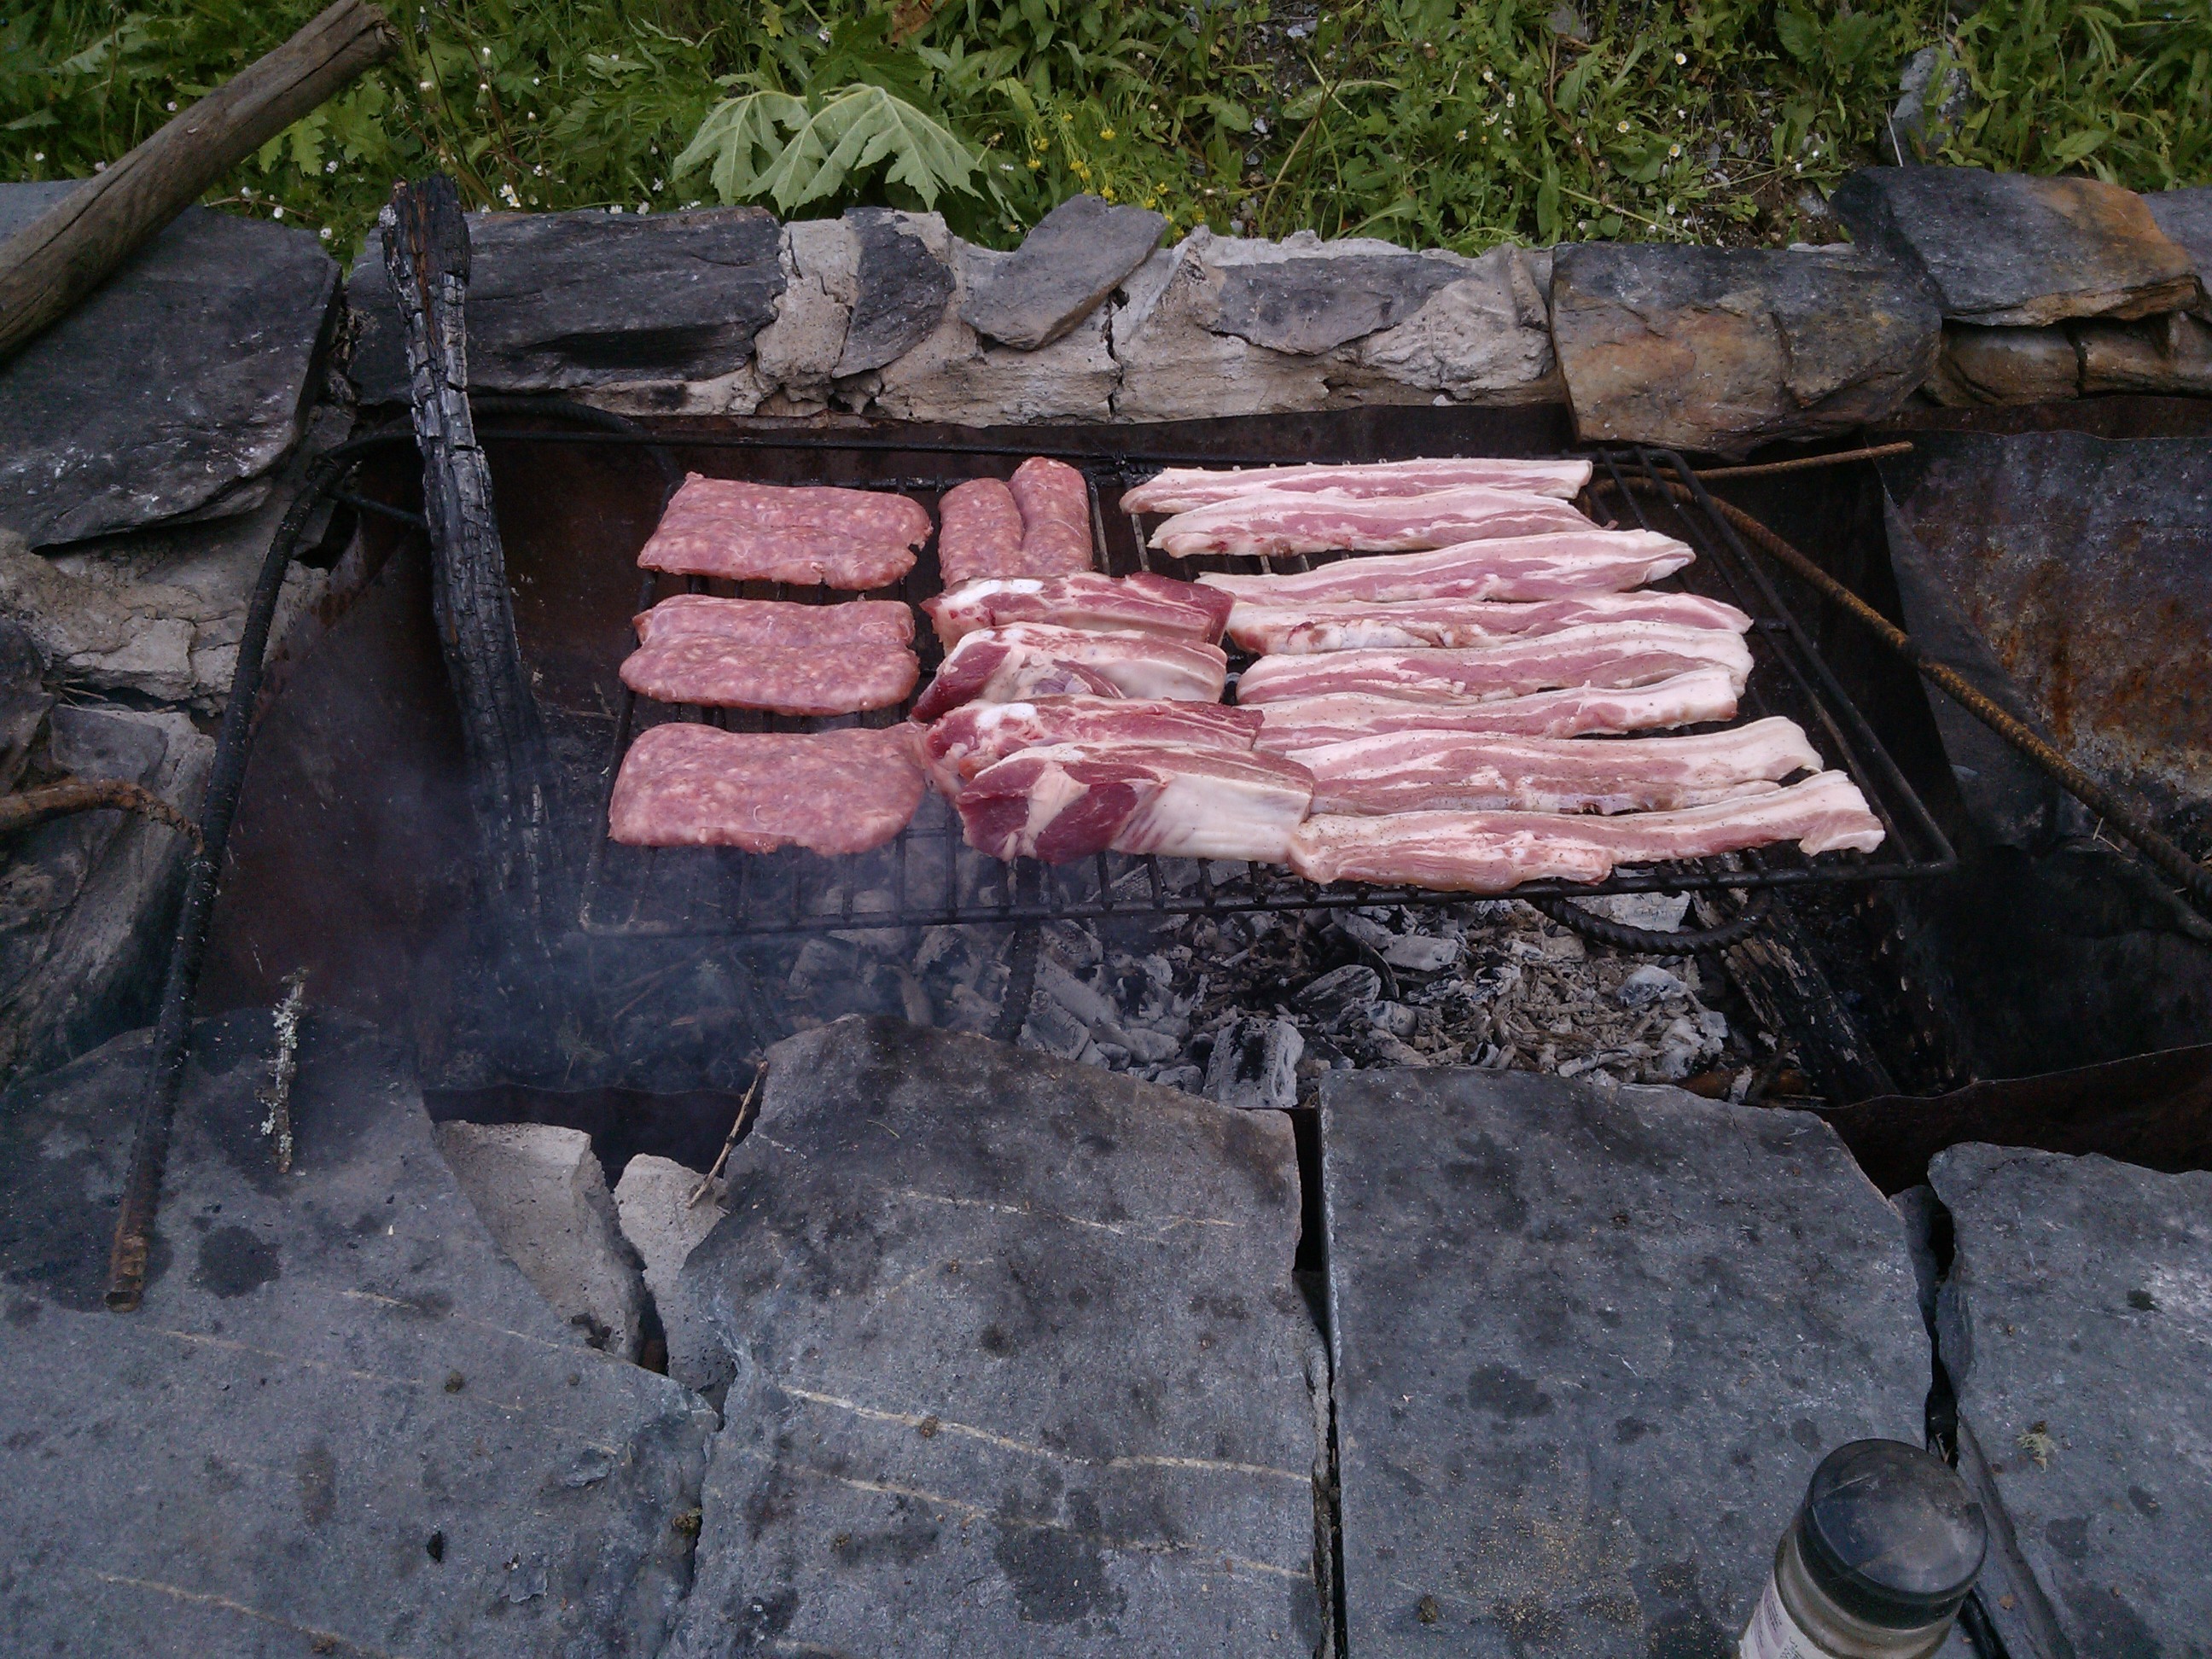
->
[1674,51,1687,65]
[1027,158,1042,170]
[1100,127,1116,140]
[1101,185,1115,200]
[1616,120,1631,133]
[1668,143,1681,158]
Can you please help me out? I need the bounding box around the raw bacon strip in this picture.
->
[1249,671,1744,754]
[923,572,1232,647]
[1150,484,1592,558]
[608,722,927,854]
[958,742,1316,864]
[1234,624,1754,707]
[1225,591,1749,655]
[922,696,1264,796]
[1008,457,1096,575]
[911,623,1230,722]
[936,478,1026,587]
[1287,771,1886,891]
[1301,717,1823,816]
[633,595,913,648]
[1197,530,1692,605]
[637,474,929,589]
[1121,456,1595,514]
[620,637,918,715]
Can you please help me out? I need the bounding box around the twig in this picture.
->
[687,1060,766,1208]
[0,776,204,850]
[259,969,310,1174]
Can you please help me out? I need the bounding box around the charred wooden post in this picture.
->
[381,175,557,915]
[1705,892,1897,1103]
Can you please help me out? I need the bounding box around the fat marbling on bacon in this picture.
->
[1288,770,1886,891]
[1249,669,1745,754]
[922,572,1232,647]
[637,474,929,590]
[1121,456,1595,514]
[1196,529,1693,605]
[1225,590,1749,655]
[922,696,1264,796]
[1233,623,1754,707]
[1150,483,1593,558]
[608,722,928,854]
[957,742,1316,864]
[911,622,1230,721]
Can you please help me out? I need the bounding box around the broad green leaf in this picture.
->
[1774,4,1821,67]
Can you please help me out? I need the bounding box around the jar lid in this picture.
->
[1796,1440,1988,1630]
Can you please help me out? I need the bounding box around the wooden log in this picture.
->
[0,0,394,360]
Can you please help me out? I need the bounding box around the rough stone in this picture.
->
[1203,1016,1305,1111]
[1213,249,1467,355]
[0,704,211,1084]
[612,1152,731,1394]
[348,204,785,404]
[434,1121,648,1360]
[0,618,48,792]
[2142,184,2212,317]
[751,215,860,403]
[1321,1067,1929,1656]
[668,1017,1325,1657]
[0,1013,713,1657]
[0,183,339,548]
[1353,244,1560,401]
[1551,242,1940,457]
[2074,309,2212,395]
[1926,323,2081,405]
[835,207,956,376]
[1930,1144,2212,1659]
[1831,166,2203,326]
[959,193,1165,350]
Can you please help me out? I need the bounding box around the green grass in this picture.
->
[4,1,2207,265]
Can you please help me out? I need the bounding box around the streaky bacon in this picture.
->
[958,742,1315,864]
[1249,670,1744,754]
[1150,484,1593,558]
[922,572,1232,647]
[911,622,1229,721]
[1233,623,1754,707]
[1196,530,1693,604]
[1121,457,1594,514]
[1225,590,1749,654]
[922,696,1263,797]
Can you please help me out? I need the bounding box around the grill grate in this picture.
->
[508,432,1953,939]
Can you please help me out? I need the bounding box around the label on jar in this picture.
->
[1739,1573,1841,1659]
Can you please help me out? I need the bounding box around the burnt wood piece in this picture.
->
[381,176,556,911]
[0,0,393,360]
[1702,889,1896,1103]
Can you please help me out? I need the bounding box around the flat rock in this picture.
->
[2142,185,2212,317]
[348,205,784,403]
[0,183,338,548]
[613,1153,731,1394]
[0,1012,713,1657]
[1831,166,2203,326]
[960,194,1164,350]
[1930,1144,2212,1658]
[1928,323,2081,405]
[835,207,956,377]
[1353,244,1559,402]
[1321,1067,1929,1656]
[752,216,860,402]
[1212,249,1466,356]
[0,617,48,791]
[2075,310,2212,395]
[1551,242,1939,457]
[667,1017,1325,1657]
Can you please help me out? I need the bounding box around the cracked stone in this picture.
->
[2075,310,2212,396]
[752,217,859,402]
[835,207,956,377]
[2142,185,2212,317]
[1212,250,1467,356]
[1926,322,2081,405]
[959,193,1164,350]
[614,1153,731,1395]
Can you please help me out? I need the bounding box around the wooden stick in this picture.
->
[0,776,204,850]
[0,0,395,360]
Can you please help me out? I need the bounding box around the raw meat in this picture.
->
[923,572,1232,646]
[935,478,1026,587]
[1121,457,1595,514]
[1234,623,1754,706]
[607,722,928,853]
[633,594,913,648]
[1008,457,1096,574]
[1300,717,1823,816]
[1225,590,1749,654]
[620,637,918,715]
[911,623,1230,721]
[1287,771,1887,891]
[1196,530,1694,604]
[1249,670,1744,753]
[1150,484,1592,558]
[637,474,930,589]
[958,742,1316,864]
[922,696,1264,795]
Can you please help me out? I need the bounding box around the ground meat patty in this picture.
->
[637,474,929,589]
[633,594,914,648]
[1008,457,1095,575]
[935,478,1027,587]
[620,637,918,714]
[608,723,928,853]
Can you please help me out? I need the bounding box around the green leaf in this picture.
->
[1203,95,1254,132]
[2047,125,2110,166]
[1774,4,1821,67]
[676,83,980,213]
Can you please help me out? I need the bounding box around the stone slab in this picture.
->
[960,193,1164,350]
[835,207,956,377]
[1213,250,1466,356]
[2075,310,2212,395]
[1321,1067,1930,1656]
[0,183,339,548]
[348,204,784,403]
[0,1012,713,1657]
[613,1153,731,1395]
[1550,242,1939,456]
[1928,323,2081,405]
[1831,166,2203,326]
[667,1017,1326,1657]
[1930,1144,2212,1659]
[2143,185,2212,317]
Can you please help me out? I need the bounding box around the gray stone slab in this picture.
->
[1321,1068,1930,1656]
[1930,1144,2212,1658]
[835,207,956,376]
[960,193,1165,350]
[1214,251,1466,355]
[0,183,338,548]
[0,1012,713,1657]
[1831,166,2203,326]
[2143,184,2212,314]
[667,1016,1326,1657]
[348,204,784,403]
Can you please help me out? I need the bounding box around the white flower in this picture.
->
[319,227,333,239]
[241,184,253,196]
[481,46,492,58]
[532,76,540,84]
[271,206,283,218]
[325,159,337,172]
[1505,90,1515,107]
[419,79,433,90]
[166,100,178,111]
[1481,67,1494,82]
[94,160,106,172]
[610,204,623,213]
[1674,51,1686,65]
[1456,130,1466,143]
[651,178,662,191]
[32,152,43,162]
[1668,143,1681,158]
[1616,120,1630,133]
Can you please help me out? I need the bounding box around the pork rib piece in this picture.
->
[1288,771,1885,891]
[1225,590,1749,655]
[1251,670,1744,754]
[912,623,1230,721]
[1235,624,1754,707]
[1301,717,1822,816]
[634,595,914,647]
[923,696,1264,796]
[1121,456,1594,514]
[1150,484,1592,558]
[1008,457,1096,575]
[637,474,929,589]
[958,742,1316,864]
[923,572,1232,647]
[608,722,928,854]
[1196,530,1693,605]
[936,478,1026,587]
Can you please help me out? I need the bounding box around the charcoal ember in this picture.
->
[1365,1001,1418,1039]
[1615,963,1688,1009]
[1574,891,1691,932]
[1203,1016,1304,1110]
[1295,963,1382,1021]
[1155,1062,1205,1095]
